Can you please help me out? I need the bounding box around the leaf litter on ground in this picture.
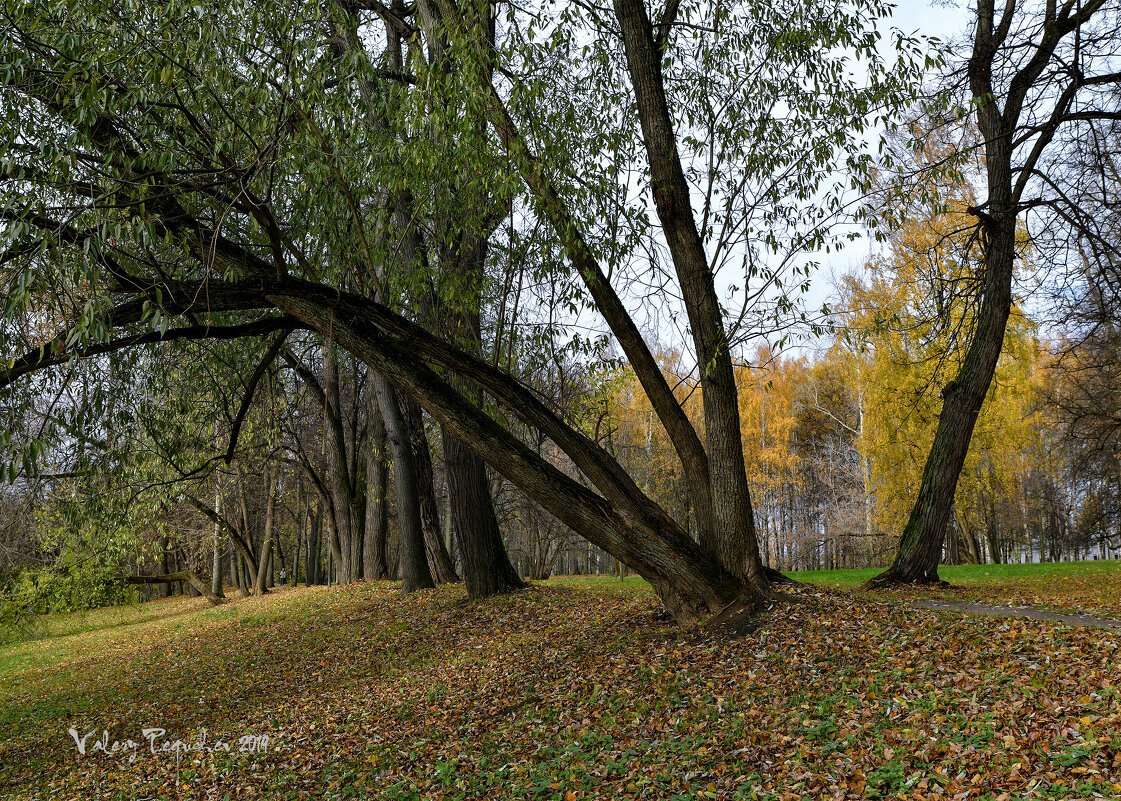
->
[1,577,1119,800]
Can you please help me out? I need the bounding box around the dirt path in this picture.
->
[912,599,1121,631]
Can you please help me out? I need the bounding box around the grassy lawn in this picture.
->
[787,559,1121,589]
[1,569,1119,800]
[546,560,1121,619]
[785,560,1121,619]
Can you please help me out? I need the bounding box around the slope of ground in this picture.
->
[1,573,1119,800]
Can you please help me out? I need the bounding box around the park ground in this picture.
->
[1,562,1119,800]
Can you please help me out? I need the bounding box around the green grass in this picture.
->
[3,576,1119,800]
[786,558,1121,589]
[539,558,1121,592]
[0,585,324,678]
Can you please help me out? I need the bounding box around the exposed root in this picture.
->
[765,566,798,585]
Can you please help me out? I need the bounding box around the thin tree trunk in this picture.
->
[364,392,390,580]
[211,489,225,598]
[322,342,364,583]
[253,464,278,595]
[158,536,171,599]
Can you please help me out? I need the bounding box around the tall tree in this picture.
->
[870,0,1121,586]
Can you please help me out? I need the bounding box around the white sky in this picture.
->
[787,0,976,355]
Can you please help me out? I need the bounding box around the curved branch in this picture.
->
[1,314,298,391]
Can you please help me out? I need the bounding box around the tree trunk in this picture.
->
[434,234,523,597]
[126,572,222,605]
[253,535,274,595]
[253,465,279,595]
[443,429,526,596]
[401,394,459,583]
[364,392,391,580]
[158,536,171,599]
[371,371,436,593]
[305,503,321,585]
[211,489,225,598]
[322,342,365,584]
[612,0,766,590]
[865,0,1097,587]
[270,294,744,623]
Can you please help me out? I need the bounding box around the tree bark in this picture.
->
[322,343,365,583]
[270,293,744,623]
[211,488,225,598]
[253,464,279,595]
[364,392,391,580]
[401,394,459,583]
[371,371,436,593]
[443,430,526,596]
[435,235,523,597]
[306,501,322,585]
[868,0,1112,587]
[613,0,766,589]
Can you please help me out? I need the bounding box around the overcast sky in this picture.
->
[790,0,976,351]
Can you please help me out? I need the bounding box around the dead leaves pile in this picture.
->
[1,580,1119,800]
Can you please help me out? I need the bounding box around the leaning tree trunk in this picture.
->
[271,294,744,623]
[867,155,1017,584]
[867,216,1017,586]
[612,0,767,590]
[864,0,1104,587]
[126,572,222,605]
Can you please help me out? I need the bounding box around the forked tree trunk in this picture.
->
[867,0,1107,588]
[270,294,745,623]
[613,0,767,590]
[252,465,279,595]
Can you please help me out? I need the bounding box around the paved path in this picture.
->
[912,599,1121,631]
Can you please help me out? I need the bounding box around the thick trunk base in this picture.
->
[764,566,796,585]
[864,566,949,589]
